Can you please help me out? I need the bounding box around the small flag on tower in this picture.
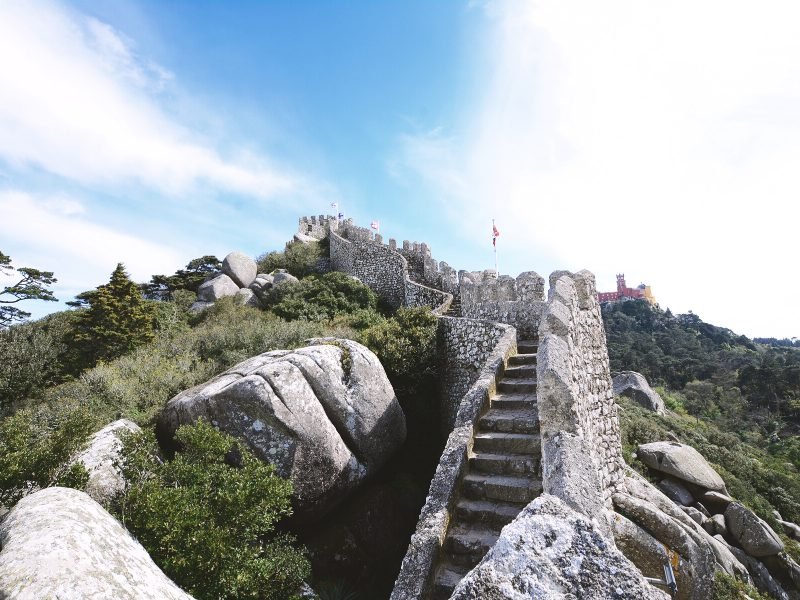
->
[371,221,380,230]
[492,222,500,247]
[331,202,338,211]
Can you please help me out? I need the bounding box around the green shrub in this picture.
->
[360,307,438,398]
[115,421,309,600]
[0,405,94,507]
[257,240,325,278]
[0,310,78,414]
[265,272,378,322]
[712,571,769,600]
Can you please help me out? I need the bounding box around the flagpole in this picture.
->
[493,218,498,276]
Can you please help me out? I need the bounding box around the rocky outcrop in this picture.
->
[613,371,665,414]
[629,439,800,598]
[637,441,727,494]
[0,487,192,599]
[222,251,257,288]
[158,339,405,522]
[191,250,302,313]
[725,502,785,558]
[450,494,670,599]
[71,419,140,503]
[197,273,239,302]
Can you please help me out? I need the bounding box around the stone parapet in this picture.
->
[460,271,546,338]
[537,270,625,530]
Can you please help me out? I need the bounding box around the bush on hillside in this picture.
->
[0,404,93,507]
[361,307,438,401]
[0,311,79,414]
[257,240,326,279]
[114,421,309,600]
[265,272,378,322]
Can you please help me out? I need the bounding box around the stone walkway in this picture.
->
[432,337,542,599]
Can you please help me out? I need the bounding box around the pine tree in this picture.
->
[73,263,155,366]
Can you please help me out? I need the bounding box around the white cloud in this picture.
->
[0,190,185,306]
[0,0,301,199]
[397,0,800,338]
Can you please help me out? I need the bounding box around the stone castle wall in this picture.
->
[437,317,513,431]
[460,270,547,339]
[325,219,452,313]
[536,270,625,532]
[298,215,338,240]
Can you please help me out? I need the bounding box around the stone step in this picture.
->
[517,340,539,354]
[504,365,537,379]
[462,472,542,503]
[491,393,536,409]
[474,431,540,454]
[470,451,538,475]
[479,407,539,434]
[432,562,470,600]
[498,378,537,394]
[443,525,499,565]
[508,353,537,366]
[454,498,526,529]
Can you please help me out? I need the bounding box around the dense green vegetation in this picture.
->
[604,300,800,429]
[606,300,800,525]
[258,240,326,278]
[115,421,309,600]
[0,240,441,599]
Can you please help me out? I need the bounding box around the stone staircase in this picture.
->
[431,338,542,599]
[444,297,462,318]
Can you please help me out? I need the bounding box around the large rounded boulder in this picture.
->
[613,371,665,414]
[637,441,727,494]
[0,487,192,599]
[157,338,406,522]
[222,251,257,288]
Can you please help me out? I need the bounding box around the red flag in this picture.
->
[492,222,500,246]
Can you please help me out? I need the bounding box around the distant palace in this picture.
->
[597,274,656,306]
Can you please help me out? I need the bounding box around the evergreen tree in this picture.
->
[0,251,58,328]
[73,263,155,366]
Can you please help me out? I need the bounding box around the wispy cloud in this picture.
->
[0,190,184,304]
[395,0,800,337]
[0,0,302,199]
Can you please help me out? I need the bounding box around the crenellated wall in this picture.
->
[297,215,339,240]
[325,218,453,313]
[536,270,625,534]
[460,270,547,338]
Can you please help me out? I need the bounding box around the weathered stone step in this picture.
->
[508,353,537,366]
[504,365,537,379]
[517,340,538,354]
[470,451,538,475]
[491,393,536,409]
[462,472,542,503]
[432,562,470,600]
[454,498,525,529]
[479,407,539,434]
[497,378,536,394]
[443,525,499,564]
[474,431,540,454]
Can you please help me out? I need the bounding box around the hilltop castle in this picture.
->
[597,273,656,305]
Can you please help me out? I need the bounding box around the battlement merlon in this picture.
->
[297,214,341,241]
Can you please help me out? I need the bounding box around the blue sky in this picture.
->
[1,0,799,338]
